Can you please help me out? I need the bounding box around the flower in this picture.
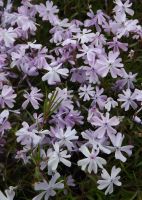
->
[108,132,133,162]
[105,97,118,111]
[0,85,17,108]
[97,166,122,195]
[116,69,137,89]
[0,186,16,200]
[96,51,123,78]
[0,28,17,47]
[77,145,106,174]
[33,173,64,200]
[107,37,128,52]
[114,0,134,16]
[22,87,43,110]
[91,87,107,110]
[118,89,137,111]
[49,126,78,150]
[91,112,120,138]
[0,110,11,135]
[79,84,95,101]
[36,1,59,23]
[48,142,71,171]
[74,29,95,44]
[42,64,69,85]
[16,122,41,148]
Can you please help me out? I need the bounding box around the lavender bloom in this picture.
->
[16,122,41,148]
[48,142,71,171]
[42,64,69,85]
[108,132,133,162]
[107,37,128,52]
[92,112,120,138]
[96,51,123,78]
[0,85,17,108]
[118,89,137,111]
[22,87,43,110]
[78,145,106,174]
[97,166,121,195]
[0,28,17,47]
[33,173,64,200]
[0,110,11,135]
[36,1,59,23]
[79,84,95,101]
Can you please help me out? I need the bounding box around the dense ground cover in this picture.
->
[1,0,142,200]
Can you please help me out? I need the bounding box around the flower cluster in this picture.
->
[0,0,142,198]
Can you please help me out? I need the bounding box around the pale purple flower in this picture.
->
[79,84,95,101]
[74,29,95,44]
[108,132,133,162]
[48,142,71,171]
[77,145,106,174]
[81,130,111,154]
[96,51,123,78]
[16,122,41,148]
[91,87,107,110]
[134,89,142,102]
[71,68,86,83]
[118,89,137,111]
[0,186,16,200]
[48,126,78,150]
[0,28,17,47]
[0,54,7,70]
[114,0,134,16]
[22,87,43,110]
[66,175,75,187]
[92,112,120,138]
[84,9,109,31]
[63,110,84,127]
[42,64,69,85]
[107,37,128,52]
[105,97,118,111]
[0,110,11,135]
[0,85,17,108]
[116,69,137,89]
[36,1,59,22]
[77,44,102,65]
[97,166,121,195]
[85,66,100,84]
[33,173,64,200]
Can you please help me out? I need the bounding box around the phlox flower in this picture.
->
[22,87,43,110]
[96,51,123,78]
[48,142,71,171]
[46,126,78,150]
[42,64,69,85]
[79,84,95,101]
[116,69,137,89]
[0,110,11,135]
[91,87,107,110]
[16,122,41,148]
[114,0,134,16]
[107,37,128,52]
[0,186,16,200]
[77,145,106,174]
[0,28,17,47]
[91,112,120,138]
[108,132,133,162]
[36,1,59,22]
[105,97,118,111]
[97,166,121,195]
[0,85,17,108]
[74,29,95,44]
[118,88,137,111]
[33,173,64,200]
